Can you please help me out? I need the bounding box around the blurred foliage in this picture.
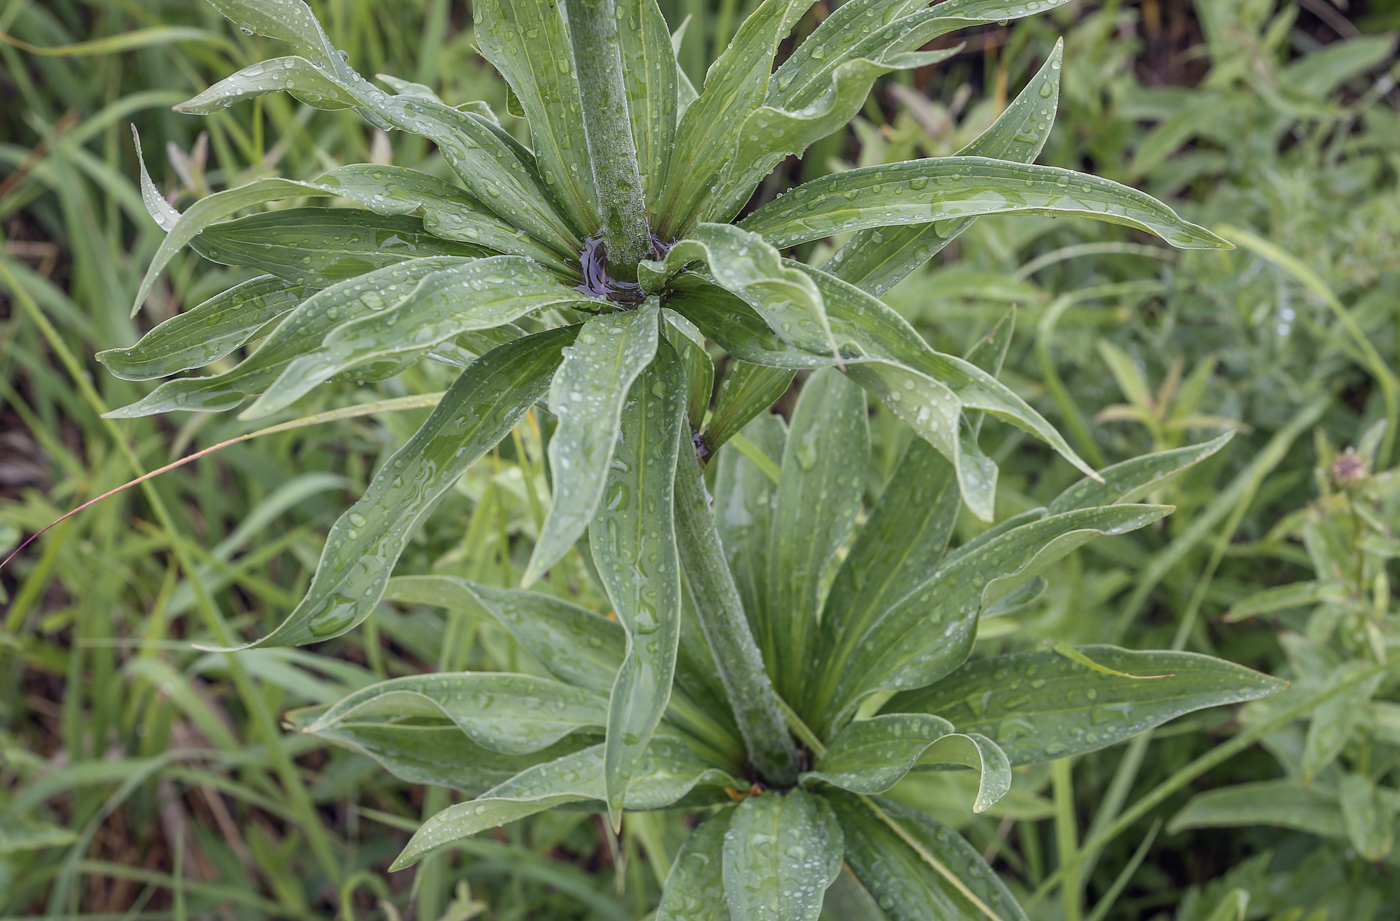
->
[2,0,1399,919]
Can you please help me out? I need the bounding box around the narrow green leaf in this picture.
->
[0,814,79,855]
[1167,780,1346,839]
[704,361,795,454]
[132,126,180,231]
[723,790,843,921]
[826,41,1065,295]
[822,507,1173,730]
[826,791,1029,921]
[244,257,591,418]
[1047,434,1232,514]
[642,223,840,360]
[666,278,829,371]
[1340,772,1393,861]
[106,256,477,417]
[663,308,716,432]
[308,673,609,755]
[740,157,1232,251]
[473,0,598,231]
[617,0,679,207]
[808,715,1010,813]
[590,341,688,825]
[764,368,868,706]
[1303,665,1383,780]
[525,302,661,583]
[888,646,1286,766]
[98,276,307,381]
[713,414,786,641]
[383,576,624,694]
[202,326,575,649]
[206,0,338,64]
[654,0,810,235]
[393,738,739,868]
[190,209,484,286]
[656,809,734,921]
[176,55,359,112]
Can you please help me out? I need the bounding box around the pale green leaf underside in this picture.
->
[200,326,575,650]
[888,646,1286,765]
[526,302,661,584]
[176,54,359,112]
[723,789,843,921]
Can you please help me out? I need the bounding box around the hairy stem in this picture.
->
[565,0,651,277]
[673,447,803,786]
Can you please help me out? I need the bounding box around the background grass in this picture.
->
[2,0,1399,918]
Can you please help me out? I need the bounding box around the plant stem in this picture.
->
[565,0,651,278]
[673,447,802,787]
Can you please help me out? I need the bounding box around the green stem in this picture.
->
[673,447,802,787]
[1052,758,1082,921]
[565,0,651,277]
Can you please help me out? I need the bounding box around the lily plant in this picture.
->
[101,0,1283,916]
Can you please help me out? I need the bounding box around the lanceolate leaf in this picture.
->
[617,0,679,207]
[818,505,1172,731]
[207,0,339,65]
[764,368,868,706]
[176,55,360,112]
[1167,780,1346,840]
[203,326,576,650]
[473,0,598,232]
[826,41,1065,295]
[308,673,609,755]
[654,0,810,235]
[590,342,688,826]
[1047,433,1233,514]
[244,257,592,418]
[190,209,483,285]
[712,414,786,637]
[663,309,715,432]
[723,790,843,921]
[1340,772,1394,861]
[703,360,795,454]
[383,576,624,694]
[98,276,307,381]
[107,257,477,417]
[739,157,1231,251]
[827,792,1030,921]
[526,302,661,583]
[886,646,1286,766]
[656,809,733,921]
[393,738,740,868]
[807,715,1011,814]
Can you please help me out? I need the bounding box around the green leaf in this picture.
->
[617,0,679,207]
[654,0,809,235]
[243,257,591,418]
[473,0,598,232]
[713,414,786,638]
[1167,780,1346,840]
[204,326,575,649]
[1303,664,1383,780]
[642,223,840,360]
[888,646,1286,766]
[704,361,795,454]
[392,738,739,868]
[525,302,661,583]
[666,277,829,371]
[310,164,576,271]
[205,0,338,64]
[739,156,1231,251]
[589,342,688,826]
[821,440,960,711]
[826,791,1029,921]
[664,308,716,432]
[382,576,624,695]
[723,790,843,921]
[656,809,734,921]
[98,276,307,381]
[1341,772,1394,861]
[807,714,1012,814]
[308,673,609,755]
[0,813,79,855]
[190,208,484,286]
[820,506,1172,730]
[176,55,360,112]
[826,41,1065,295]
[764,368,868,705]
[1047,434,1233,514]
[107,256,477,417]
